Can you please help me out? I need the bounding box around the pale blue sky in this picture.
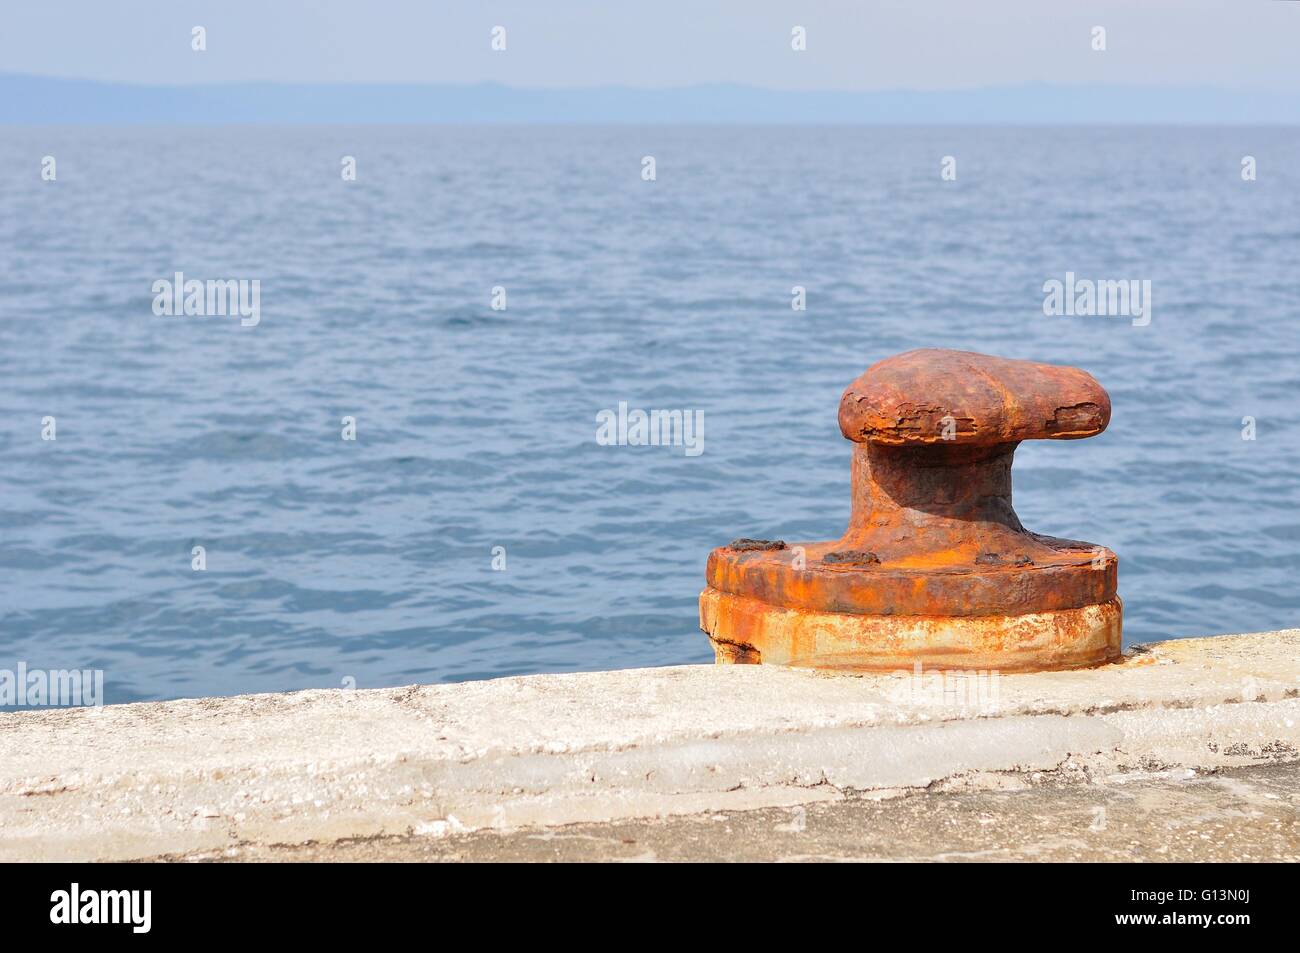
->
[1,0,1297,90]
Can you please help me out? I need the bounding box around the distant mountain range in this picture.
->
[3,73,1297,124]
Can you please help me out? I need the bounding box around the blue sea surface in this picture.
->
[1,125,1297,704]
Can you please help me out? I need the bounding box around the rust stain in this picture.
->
[702,348,1122,672]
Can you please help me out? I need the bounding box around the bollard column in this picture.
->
[700,348,1122,672]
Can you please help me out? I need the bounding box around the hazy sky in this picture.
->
[2,1,1297,90]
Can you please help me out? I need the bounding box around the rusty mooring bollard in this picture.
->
[700,348,1121,672]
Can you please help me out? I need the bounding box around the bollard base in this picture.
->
[700,587,1122,673]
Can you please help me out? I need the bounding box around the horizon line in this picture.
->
[6,73,1298,125]
[3,73,1294,95]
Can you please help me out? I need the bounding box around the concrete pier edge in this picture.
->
[2,628,1298,862]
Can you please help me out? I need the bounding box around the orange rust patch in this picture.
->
[701,588,1122,673]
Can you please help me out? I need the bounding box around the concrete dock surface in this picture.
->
[175,762,1300,863]
[2,628,1298,862]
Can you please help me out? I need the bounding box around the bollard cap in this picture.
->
[838,348,1110,447]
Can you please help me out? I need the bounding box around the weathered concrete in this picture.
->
[171,762,1300,863]
[2,629,1298,862]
